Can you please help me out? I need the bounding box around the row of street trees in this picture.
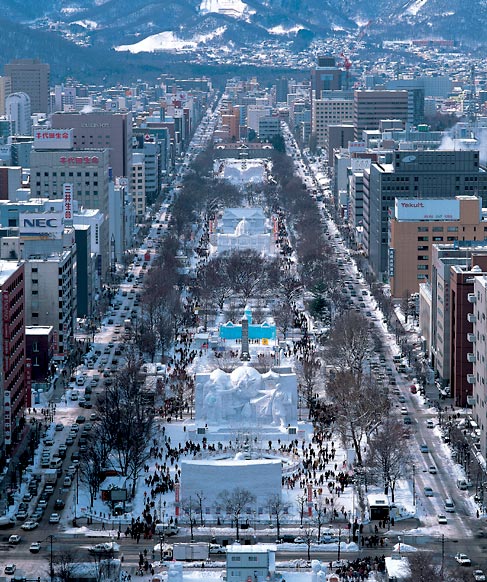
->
[80,349,154,504]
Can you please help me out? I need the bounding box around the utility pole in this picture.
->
[440,534,445,581]
[47,534,55,582]
[412,464,416,506]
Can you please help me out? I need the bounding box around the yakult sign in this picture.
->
[394,198,460,221]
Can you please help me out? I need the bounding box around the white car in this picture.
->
[88,541,120,555]
[49,513,60,524]
[4,565,16,575]
[30,541,41,553]
[209,544,226,554]
[21,520,39,530]
[437,514,447,524]
[8,534,21,544]
[474,571,486,581]
[455,553,471,566]
[428,465,437,474]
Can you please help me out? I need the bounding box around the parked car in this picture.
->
[30,542,41,553]
[8,534,21,544]
[4,564,16,575]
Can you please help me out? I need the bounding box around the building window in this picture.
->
[417,226,429,232]
[432,227,444,232]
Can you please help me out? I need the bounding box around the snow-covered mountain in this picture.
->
[0,0,485,79]
[2,0,486,51]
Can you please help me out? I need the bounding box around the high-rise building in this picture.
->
[0,76,11,115]
[5,92,32,136]
[4,59,50,114]
[311,56,343,98]
[29,148,110,277]
[467,272,487,457]
[276,77,289,104]
[0,261,26,466]
[353,90,409,139]
[450,259,487,407]
[312,91,353,148]
[131,153,146,220]
[51,110,133,180]
[389,196,486,298]
[363,150,487,276]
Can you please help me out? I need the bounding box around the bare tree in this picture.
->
[272,300,295,340]
[312,498,327,541]
[326,311,372,381]
[96,353,154,496]
[302,526,315,562]
[404,551,437,582]
[79,428,107,508]
[296,493,308,526]
[365,417,411,502]
[195,490,206,526]
[224,249,269,303]
[53,549,79,582]
[326,371,390,465]
[267,494,289,540]
[295,345,322,417]
[219,487,256,541]
[181,496,198,541]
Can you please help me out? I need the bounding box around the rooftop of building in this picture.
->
[226,544,276,554]
[0,260,21,285]
[25,325,53,336]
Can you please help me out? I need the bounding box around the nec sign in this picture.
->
[22,218,58,228]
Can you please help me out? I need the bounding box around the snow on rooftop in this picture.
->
[200,0,250,18]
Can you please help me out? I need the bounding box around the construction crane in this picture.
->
[340,52,352,91]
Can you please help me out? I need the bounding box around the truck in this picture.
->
[44,468,58,485]
[172,542,209,561]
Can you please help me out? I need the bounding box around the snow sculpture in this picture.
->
[195,363,297,426]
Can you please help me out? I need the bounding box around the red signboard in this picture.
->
[63,183,74,222]
[59,156,99,165]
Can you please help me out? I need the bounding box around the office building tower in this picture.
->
[29,148,110,277]
[0,76,11,115]
[276,77,289,104]
[4,59,50,114]
[51,110,133,179]
[312,91,353,148]
[389,196,486,298]
[363,150,487,277]
[353,90,409,139]
[0,261,26,465]
[311,56,343,98]
[5,92,32,136]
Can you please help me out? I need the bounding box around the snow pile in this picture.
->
[115,27,226,54]
[72,20,99,29]
[268,25,302,35]
[405,0,430,16]
[393,542,418,552]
